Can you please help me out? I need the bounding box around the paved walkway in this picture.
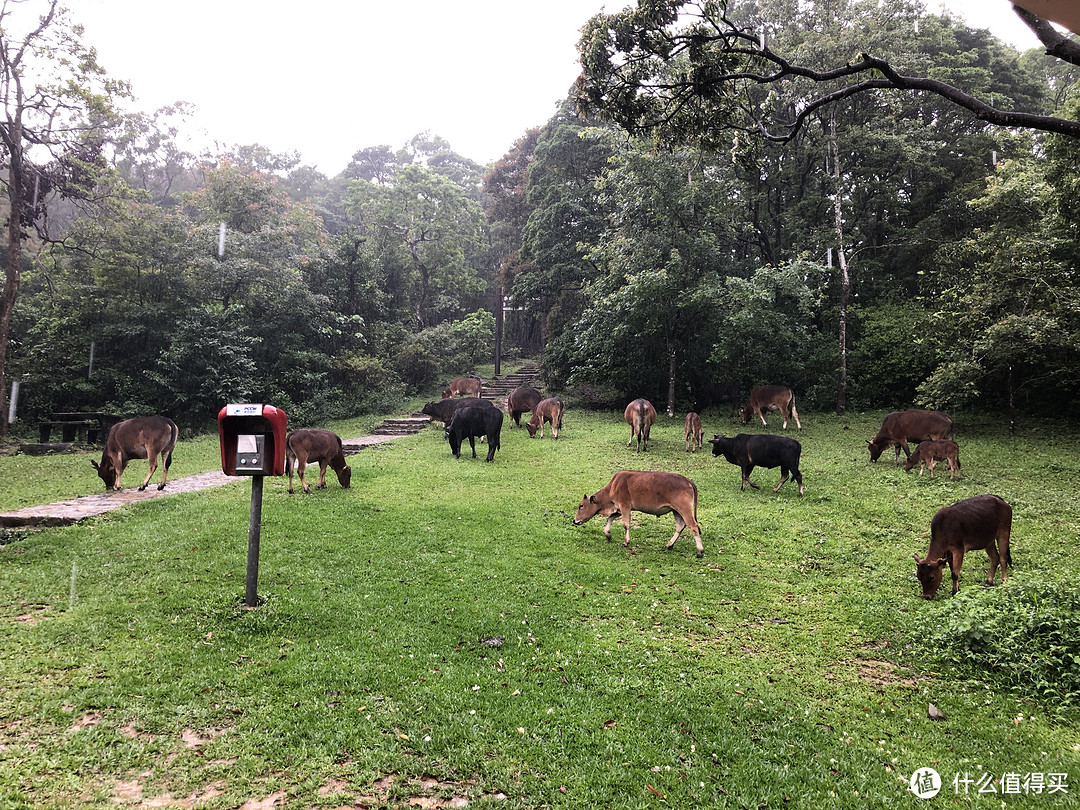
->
[0,432,409,529]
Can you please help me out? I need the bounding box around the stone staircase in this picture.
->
[480,362,542,407]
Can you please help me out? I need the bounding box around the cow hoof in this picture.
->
[157,483,166,491]
[696,551,704,558]
[138,485,147,492]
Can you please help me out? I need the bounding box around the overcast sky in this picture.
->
[73,1,1044,176]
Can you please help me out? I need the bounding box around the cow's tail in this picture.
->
[636,400,647,434]
[691,479,699,523]
[164,421,178,471]
[285,432,296,467]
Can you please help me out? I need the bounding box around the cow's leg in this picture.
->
[757,409,768,427]
[741,464,759,490]
[287,457,296,494]
[621,512,634,547]
[794,470,804,497]
[138,451,158,492]
[997,523,1011,584]
[469,436,477,458]
[317,460,328,489]
[949,549,964,594]
[773,468,789,493]
[602,515,615,540]
[984,541,1001,587]
[790,402,802,430]
[297,455,312,494]
[665,512,686,549]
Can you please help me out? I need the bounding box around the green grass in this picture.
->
[1,407,1079,808]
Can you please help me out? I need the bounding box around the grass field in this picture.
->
[1,404,1079,808]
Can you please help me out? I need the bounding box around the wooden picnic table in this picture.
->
[37,412,123,444]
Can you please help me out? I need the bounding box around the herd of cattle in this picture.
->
[85,379,1011,600]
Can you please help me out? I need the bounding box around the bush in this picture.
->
[921,577,1080,708]
[392,341,441,393]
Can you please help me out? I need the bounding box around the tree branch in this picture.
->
[1013,5,1080,66]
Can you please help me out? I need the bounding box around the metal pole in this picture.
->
[245,476,263,607]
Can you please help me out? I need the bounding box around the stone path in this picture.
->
[0,428,418,529]
[1,364,542,530]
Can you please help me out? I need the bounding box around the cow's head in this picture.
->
[866,439,887,462]
[707,434,731,458]
[90,456,117,490]
[913,553,948,599]
[573,495,601,525]
[335,464,352,489]
[421,401,438,418]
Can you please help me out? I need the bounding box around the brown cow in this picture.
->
[903,439,961,480]
[526,397,564,439]
[868,410,954,465]
[91,415,178,492]
[507,386,543,428]
[624,398,657,452]
[574,470,703,557]
[914,494,1012,599]
[442,376,482,399]
[285,429,352,494]
[684,412,703,452]
[742,385,802,430]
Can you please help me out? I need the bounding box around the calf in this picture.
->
[91,415,178,491]
[742,385,801,430]
[574,470,703,557]
[507,386,543,427]
[684,412,703,452]
[624,398,657,452]
[421,396,494,426]
[526,397,564,439]
[903,439,961,480]
[708,433,804,496]
[868,409,953,465]
[914,494,1012,598]
[446,406,503,462]
[285,429,352,494]
[442,376,482,398]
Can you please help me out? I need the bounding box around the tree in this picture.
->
[0,0,128,433]
[577,0,1080,145]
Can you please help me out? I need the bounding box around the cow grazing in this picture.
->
[446,406,503,462]
[91,415,178,492]
[742,385,802,430]
[442,376,482,399]
[507,386,543,428]
[914,494,1012,599]
[868,410,954,465]
[285,429,352,495]
[574,470,703,557]
[684,412,703,452]
[624,398,657,452]
[708,433,804,496]
[693,380,740,417]
[526,397,564,439]
[421,396,494,425]
[903,439,961,480]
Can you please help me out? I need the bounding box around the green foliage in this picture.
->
[449,309,496,368]
[921,577,1080,708]
[848,300,940,408]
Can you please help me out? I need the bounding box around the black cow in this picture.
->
[421,396,494,425]
[693,380,740,417]
[708,433,804,496]
[446,406,503,462]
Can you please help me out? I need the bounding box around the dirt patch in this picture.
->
[858,659,922,687]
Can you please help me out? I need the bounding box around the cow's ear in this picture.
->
[90,460,99,470]
[590,495,597,504]
[934,557,948,568]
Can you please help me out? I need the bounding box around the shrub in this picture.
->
[921,577,1080,708]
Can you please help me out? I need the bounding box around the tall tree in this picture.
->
[0,0,127,433]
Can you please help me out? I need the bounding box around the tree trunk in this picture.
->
[666,343,676,417]
[828,113,850,416]
[0,112,25,436]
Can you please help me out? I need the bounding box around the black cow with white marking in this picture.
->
[421,396,494,425]
[708,433,804,496]
[446,406,503,462]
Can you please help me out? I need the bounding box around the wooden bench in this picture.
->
[38,420,99,444]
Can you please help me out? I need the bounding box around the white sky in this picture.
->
[71,1,1045,177]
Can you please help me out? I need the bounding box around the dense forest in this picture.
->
[2,0,1079,435]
